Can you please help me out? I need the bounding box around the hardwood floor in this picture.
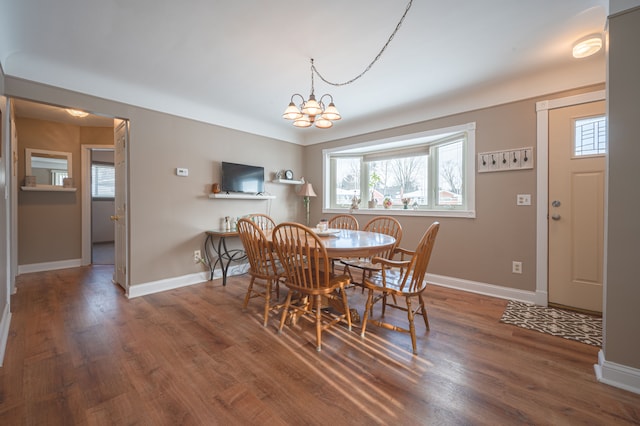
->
[1,266,639,425]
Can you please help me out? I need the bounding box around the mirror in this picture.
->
[25,148,72,187]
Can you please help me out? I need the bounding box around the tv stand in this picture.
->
[209,193,275,200]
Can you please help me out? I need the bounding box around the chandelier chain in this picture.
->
[311,0,413,87]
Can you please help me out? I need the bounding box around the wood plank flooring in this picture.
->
[1,265,639,425]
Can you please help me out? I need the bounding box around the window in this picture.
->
[91,163,115,198]
[574,115,607,156]
[51,170,68,186]
[323,123,476,217]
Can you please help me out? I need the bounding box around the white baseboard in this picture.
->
[127,271,210,298]
[0,302,12,367]
[18,258,82,274]
[426,273,537,304]
[127,263,249,299]
[595,350,640,395]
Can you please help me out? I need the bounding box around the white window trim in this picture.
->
[322,122,476,218]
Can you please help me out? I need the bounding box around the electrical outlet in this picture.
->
[512,261,522,274]
[194,250,201,263]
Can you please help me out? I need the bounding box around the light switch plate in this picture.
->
[517,194,531,205]
[176,168,188,177]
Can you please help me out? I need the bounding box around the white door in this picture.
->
[548,101,606,312]
[113,120,129,291]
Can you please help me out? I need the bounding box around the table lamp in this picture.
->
[297,182,317,226]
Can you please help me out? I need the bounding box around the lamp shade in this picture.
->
[314,117,333,129]
[321,102,341,121]
[302,95,322,116]
[282,102,303,120]
[297,182,317,197]
[293,116,312,128]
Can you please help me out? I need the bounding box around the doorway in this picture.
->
[535,90,606,312]
[548,101,606,313]
[12,99,128,289]
[89,148,115,265]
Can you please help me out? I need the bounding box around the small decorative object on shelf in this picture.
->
[25,175,36,187]
[284,169,294,180]
[349,193,361,213]
[63,178,74,188]
[383,197,392,209]
[212,183,221,193]
[412,201,419,210]
[402,197,411,209]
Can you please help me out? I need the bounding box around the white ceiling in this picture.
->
[2,1,608,144]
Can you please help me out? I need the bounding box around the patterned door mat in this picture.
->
[500,300,602,347]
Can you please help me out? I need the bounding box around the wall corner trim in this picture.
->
[594,350,640,395]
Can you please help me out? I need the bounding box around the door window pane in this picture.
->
[575,116,607,156]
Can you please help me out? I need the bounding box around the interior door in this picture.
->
[548,101,606,312]
[113,120,129,291]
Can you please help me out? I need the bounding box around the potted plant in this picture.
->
[368,172,381,208]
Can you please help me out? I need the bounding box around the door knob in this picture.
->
[551,214,561,220]
[551,200,561,207]
[110,215,120,221]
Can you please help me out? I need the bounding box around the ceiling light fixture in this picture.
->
[282,59,341,129]
[572,34,603,58]
[283,0,414,129]
[65,108,89,118]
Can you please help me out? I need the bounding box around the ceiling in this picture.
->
[2,1,608,145]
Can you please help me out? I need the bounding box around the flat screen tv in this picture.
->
[221,161,265,194]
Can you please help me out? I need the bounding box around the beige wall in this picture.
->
[125,109,304,284]
[16,118,113,264]
[305,85,604,292]
[606,5,640,369]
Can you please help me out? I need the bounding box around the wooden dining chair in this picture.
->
[326,214,359,274]
[327,214,359,230]
[341,215,403,287]
[361,222,440,355]
[271,222,352,351]
[236,218,284,327]
[247,213,276,231]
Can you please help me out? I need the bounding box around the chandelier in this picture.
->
[282,59,341,129]
[283,0,414,129]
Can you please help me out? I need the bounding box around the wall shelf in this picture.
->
[21,186,77,192]
[272,178,304,185]
[209,193,275,200]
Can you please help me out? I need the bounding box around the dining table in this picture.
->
[289,228,396,257]
[204,227,396,286]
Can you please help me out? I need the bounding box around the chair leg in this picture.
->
[242,276,256,311]
[381,293,387,316]
[263,280,271,327]
[339,286,352,331]
[278,292,293,334]
[418,294,430,330]
[406,296,417,355]
[361,289,374,337]
[315,295,323,351]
